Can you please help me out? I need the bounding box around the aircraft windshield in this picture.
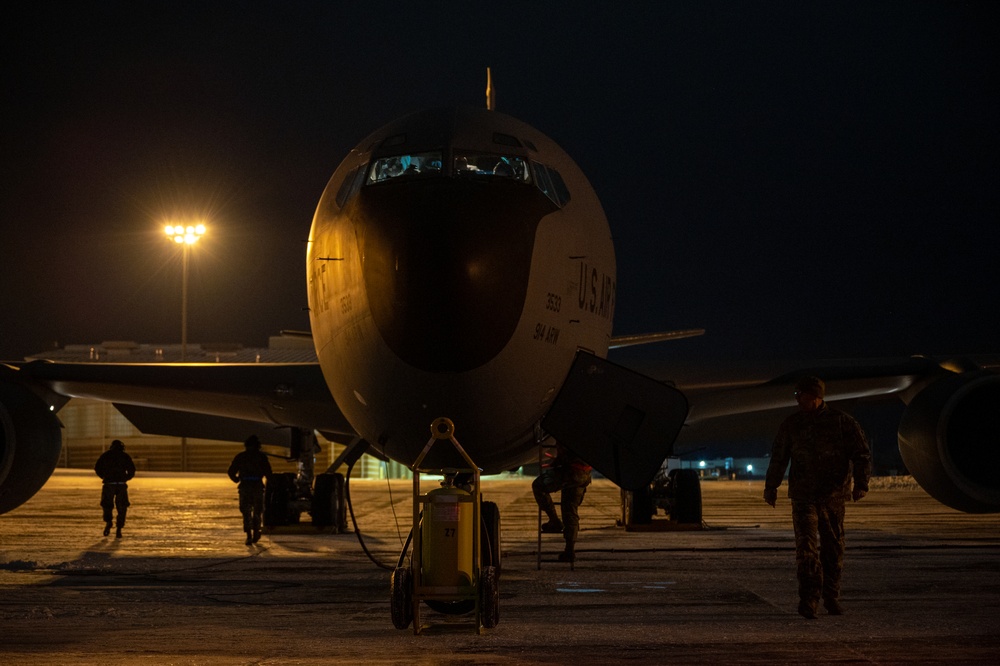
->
[532,162,571,206]
[368,151,443,183]
[453,153,531,183]
[364,150,540,192]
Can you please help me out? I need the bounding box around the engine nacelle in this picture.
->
[898,371,1000,513]
[0,382,64,514]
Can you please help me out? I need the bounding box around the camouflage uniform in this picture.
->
[765,402,870,612]
[228,437,273,544]
[533,445,592,557]
[94,440,136,537]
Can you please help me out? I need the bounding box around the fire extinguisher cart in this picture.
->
[390,417,500,634]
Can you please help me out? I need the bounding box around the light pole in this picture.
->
[165,223,206,361]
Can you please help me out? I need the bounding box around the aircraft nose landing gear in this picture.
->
[390,418,500,634]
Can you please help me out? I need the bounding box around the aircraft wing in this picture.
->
[678,357,943,423]
[619,353,1000,513]
[5,359,353,435]
[0,359,354,513]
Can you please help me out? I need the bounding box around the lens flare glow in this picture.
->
[165,222,206,245]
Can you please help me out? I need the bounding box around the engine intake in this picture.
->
[0,382,64,514]
[898,371,1000,513]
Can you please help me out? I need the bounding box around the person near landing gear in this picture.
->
[228,435,273,545]
[533,443,592,562]
[94,439,136,539]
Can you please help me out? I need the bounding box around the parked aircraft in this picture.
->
[2,103,999,528]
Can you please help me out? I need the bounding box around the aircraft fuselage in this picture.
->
[306,107,615,471]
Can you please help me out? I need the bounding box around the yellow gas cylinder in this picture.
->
[421,484,473,588]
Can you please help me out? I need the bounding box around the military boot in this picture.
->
[797,601,817,619]
[104,521,112,537]
[115,527,122,539]
[541,518,563,533]
[824,598,844,615]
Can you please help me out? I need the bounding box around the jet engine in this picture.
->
[898,371,1000,513]
[0,382,64,514]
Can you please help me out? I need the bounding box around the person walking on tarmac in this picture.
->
[533,443,592,562]
[228,435,273,545]
[764,376,871,619]
[94,439,136,538]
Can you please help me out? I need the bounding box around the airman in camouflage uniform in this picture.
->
[533,443,592,563]
[764,376,871,619]
[228,435,273,545]
[94,439,136,539]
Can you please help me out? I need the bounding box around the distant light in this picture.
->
[699,460,706,468]
[165,221,206,245]
[746,464,754,473]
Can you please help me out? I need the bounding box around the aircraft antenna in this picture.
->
[486,67,495,111]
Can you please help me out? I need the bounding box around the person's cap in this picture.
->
[794,376,826,398]
[110,439,125,450]
[244,435,261,449]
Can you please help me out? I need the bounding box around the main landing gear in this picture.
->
[620,467,703,530]
[390,418,501,634]
[263,429,349,533]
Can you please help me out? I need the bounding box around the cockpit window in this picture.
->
[492,132,522,147]
[532,162,571,207]
[453,153,531,183]
[335,163,368,208]
[368,151,443,183]
[360,149,567,209]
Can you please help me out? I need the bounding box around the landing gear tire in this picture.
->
[264,472,296,527]
[668,469,702,524]
[311,472,346,531]
[479,565,500,629]
[390,566,413,629]
[620,487,654,527]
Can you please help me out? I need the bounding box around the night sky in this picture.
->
[2,2,998,368]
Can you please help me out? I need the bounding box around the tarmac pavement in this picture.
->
[1,470,999,664]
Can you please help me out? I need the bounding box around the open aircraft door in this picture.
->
[542,352,688,491]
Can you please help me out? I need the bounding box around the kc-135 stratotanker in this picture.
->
[3,85,999,628]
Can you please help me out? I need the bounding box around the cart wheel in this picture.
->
[481,500,501,574]
[390,566,413,629]
[480,565,499,628]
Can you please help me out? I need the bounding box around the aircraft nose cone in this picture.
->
[355,179,553,372]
